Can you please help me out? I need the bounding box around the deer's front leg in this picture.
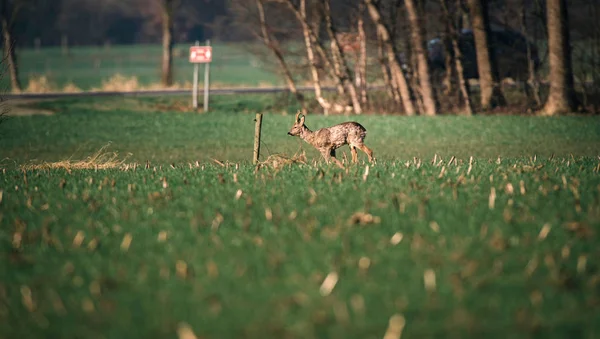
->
[319,148,344,169]
[350,146,358,163]
[319,148,331,164]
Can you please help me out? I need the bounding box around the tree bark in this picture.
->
[255,0,307,114]
[540,0,578,115]
[441,32,455,96]
[404,0,438,115]
[440,0,473,115]
[161,0,175,87]
[281,0,348,101]
[297,0,339,114]
[377,29,401,105]
[357,1,368,106]
[0,2,22,93]
[520,0,542,107]
[467,0,506,110]
[365,0,416,115]
[323,0,362,114]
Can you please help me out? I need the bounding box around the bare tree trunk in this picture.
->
[323,0,362,114]
[407,45,425,114]
[405,0,438,115]
[298,0,337,114]
[357,1,368,106]
[468,0,506,110]
[377,30,401,104]
[520,0,542,107]
[441,0,473,115]
[591,0,600,114]
[256,0,306,114]
[0,4,21,93]
[365,0,416,115]
[282,0,348,101]
[540,0,578,115]
[442,32,455,96]
[161,0,175,87]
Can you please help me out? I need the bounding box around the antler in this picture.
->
[295,110,302,122]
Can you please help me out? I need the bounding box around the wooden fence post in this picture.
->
[253,113,263,164]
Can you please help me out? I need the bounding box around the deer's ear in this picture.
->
[299,115,305,125]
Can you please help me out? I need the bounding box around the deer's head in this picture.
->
[287,111,305,136]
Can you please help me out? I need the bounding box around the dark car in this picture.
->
[401,27,541,83]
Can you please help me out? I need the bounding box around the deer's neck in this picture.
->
[300,125,315,145]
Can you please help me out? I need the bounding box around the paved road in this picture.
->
[2,86,342,101]
[3,81,542,101]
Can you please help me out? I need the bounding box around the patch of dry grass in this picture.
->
[257,150,308,170]
[20,144,133,171]
[21,73,282,95]
[92,74,141,92]
[24,75,82,94]
[24,75,55,93]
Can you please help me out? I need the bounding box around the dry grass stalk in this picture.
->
[158,231,168,242]
[320,272,339,296]
[72,231,85,248]
[390,232,403,245]
[538,224,551,240]
[358,257,371,270]
[424,269,436,292]
[577,255,587,274]
[489,188,497,209]
[383,314,406,339]
[177,322,198,339]
[20,286,36,312]
[120,233,132,251]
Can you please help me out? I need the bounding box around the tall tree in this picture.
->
[255,0,307,114]
[161,0,175,87]
[519,0,542,107]
[404,0,438,115]
[323,0,362,114]
[365,0,416,115]
[356,0,368,106]
[440,0,473,115]
[540,0,577,115]
[467,0,506,110]
[279,0,358,114]
[0,0,24,92]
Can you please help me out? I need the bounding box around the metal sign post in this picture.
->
[189,41,213,111]
[203,39,211,112]
[192,41,199,109]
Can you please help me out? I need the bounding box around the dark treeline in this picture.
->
[6,0,227,46]
[2,0,594,46]
[1,0,599,115]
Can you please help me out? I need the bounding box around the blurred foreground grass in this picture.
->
[1,94,599,338]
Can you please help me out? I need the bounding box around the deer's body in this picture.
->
[288,112,374,168]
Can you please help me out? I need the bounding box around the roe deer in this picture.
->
[287,111,374,168]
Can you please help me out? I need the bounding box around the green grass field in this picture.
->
[3,43,282,91]
[2,95,600,164]
[1,95,600,338]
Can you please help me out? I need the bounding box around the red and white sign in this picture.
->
[189,46,212,63]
